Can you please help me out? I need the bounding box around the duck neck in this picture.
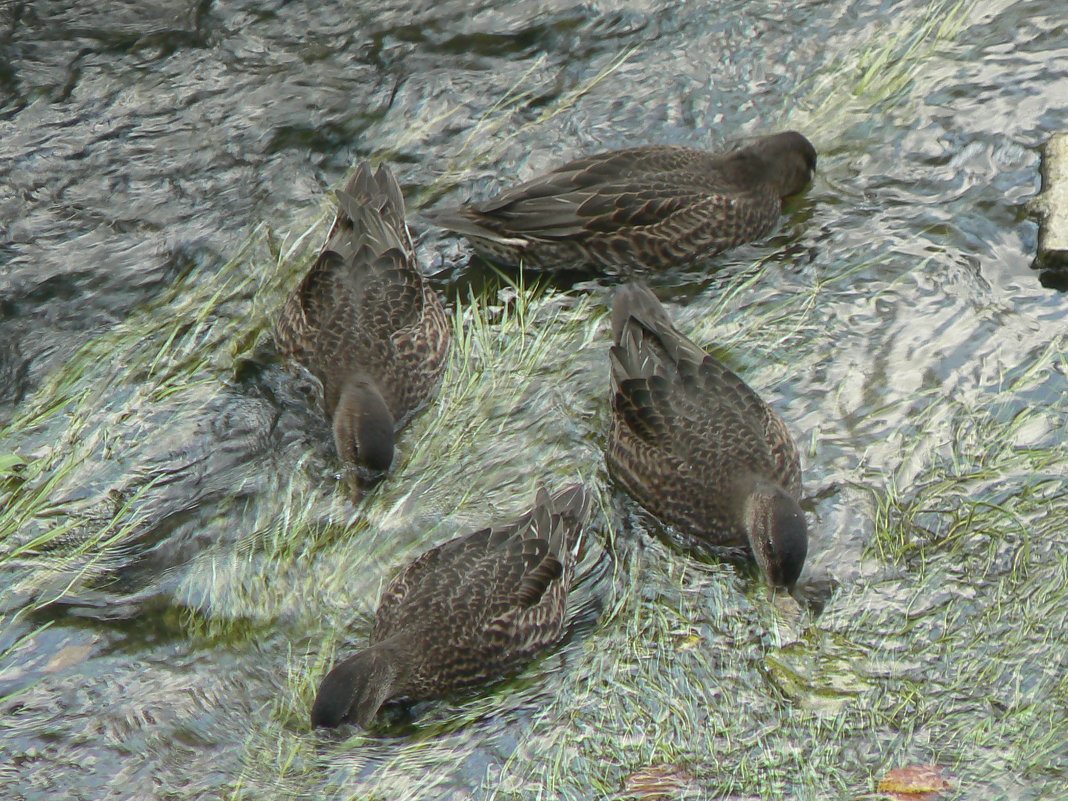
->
[722,146,775,187]
[360,636,417,714]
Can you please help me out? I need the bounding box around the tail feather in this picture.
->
[612,282,710,371]
[545,483,591,555]
[423,206,529,246]
[326,162,413,262]
[611,283,673,344]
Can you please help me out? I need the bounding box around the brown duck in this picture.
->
[311,484,591,728]
[425,131,816,270]
[276,163,450,484]
[606,284,807,587]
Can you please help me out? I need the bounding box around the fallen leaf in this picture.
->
[675,634,702,651]
[877,764,953,800]
[43,644,94,674]
[621,763,694,800]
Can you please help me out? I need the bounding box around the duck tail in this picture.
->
[610,282,673,344]
[545,483,592,556]
[423,205,529,247]
[326,162,413,263]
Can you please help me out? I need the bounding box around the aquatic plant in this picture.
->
[793,0,976,132]
[3,2,1066,797]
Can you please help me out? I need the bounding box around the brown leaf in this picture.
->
[877,765,953,800]
[43,644,94,674]
[621,763,694,800]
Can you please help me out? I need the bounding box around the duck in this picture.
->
[424,131,816,271]
[311,484,591,728]
[275,162,450,485]
[606,283,807,587]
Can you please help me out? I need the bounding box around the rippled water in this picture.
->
[2,0,1067,799]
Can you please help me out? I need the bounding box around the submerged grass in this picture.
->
[0,219,322,616]
[0,39,636,621]
[477,319,1068,799]
[8,209,1062,799]
[4,2,1067,798]
[816,329,1068,795]
[216,274,613,800]
[179,275,606,632]
[794,0,976,135]
[868,337,1067,570]
[216,239,996,801]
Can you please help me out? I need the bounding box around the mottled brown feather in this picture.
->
[606,284,807,585]
[311,485,592,727]
[426,132,816,270]
[275,162,450,476]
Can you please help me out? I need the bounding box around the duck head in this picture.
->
[743,480,808,589]
[746,130,817,198]
[777,131,817,196]
[311,643,404,729]
[332,374,395,483]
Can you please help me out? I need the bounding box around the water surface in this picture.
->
[1,1,1066,799]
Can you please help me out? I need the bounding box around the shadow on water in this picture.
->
[1,0,1068,799]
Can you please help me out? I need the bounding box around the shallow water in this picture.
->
[1,0,1067,799]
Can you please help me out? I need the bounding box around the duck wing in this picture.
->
[467,146,755,241]
[371,486,590,659]
[610,284,800,494]
[276,163,449,420]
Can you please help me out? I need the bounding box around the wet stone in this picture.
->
[1035,132,1068,269]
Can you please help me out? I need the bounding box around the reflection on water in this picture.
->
[1,0,1067,799]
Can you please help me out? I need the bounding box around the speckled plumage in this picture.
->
[606,284,807,587]
[311,484,591,729]
[275,162,449,480]
[425,131,816,270]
